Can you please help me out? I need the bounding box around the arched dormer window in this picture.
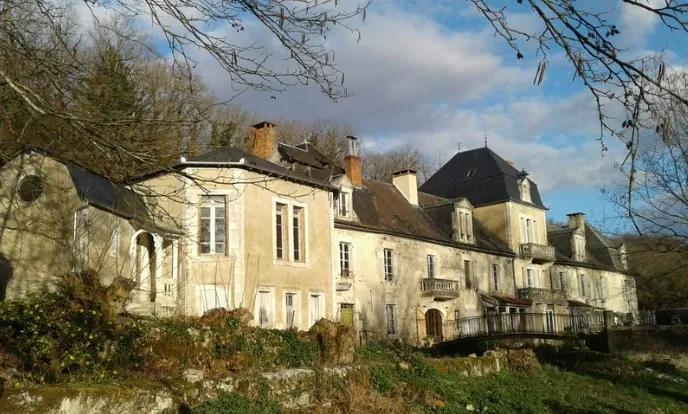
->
[520,179,531,203]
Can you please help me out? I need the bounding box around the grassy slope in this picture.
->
[183,345,688,413]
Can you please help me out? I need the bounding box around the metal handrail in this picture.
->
[443,312,605,341]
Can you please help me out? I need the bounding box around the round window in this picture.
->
[17,175,45,203]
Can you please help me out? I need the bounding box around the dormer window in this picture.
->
[574,235,586,261]
[336,191,351,218]
[520,179,531,202]
[452,199,474,244]
[466,169,476,178]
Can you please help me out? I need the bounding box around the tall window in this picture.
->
[275,203,287,259]
[309,294,323,326]
[426,255,436,278]
[337,192,349,216]
[385,304,396,335]
[200,195,226,255]
[520,217,538,244]
[558,271,567,291]
[457,211,474,242]
[384,249,394,281]
[285,293,297,328]
[525,268,538,288]
[521,180,531,202]
[339,242,352,276]
[578,274,588,297]
[491,264,499,292]
[464,260,472,289]
[292,206,304,261]
[258,290,272,328]
[599,277,608,299]
[574,235,585,261]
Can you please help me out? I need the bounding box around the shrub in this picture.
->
[0,291,145,383]
[169,392,282,414]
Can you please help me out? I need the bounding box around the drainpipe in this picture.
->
[511,257,517,297]
[178,158,246,166]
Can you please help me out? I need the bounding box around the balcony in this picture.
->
[520,243,556,263]
[420,278,460,301]
[518,287,567,302]
[336,269,354,291]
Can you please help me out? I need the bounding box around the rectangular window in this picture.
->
[309,294,323,326]
[464,260,472,289]
[385,304,396,335]
[491,264,499,292]
[338,192,348,216]
[579,274,587,297]
[384,248,394,281]
[199,195,226,255]
[526,268,536,288]
[275,203,287,259]
[600,277,608,299]
[559,272,567,291]
[339,242,351,276]
[258,290,272,328]
[285,293,297,328]
[292,206,304,261]
[427,255,436,278]
[526,219,533,243]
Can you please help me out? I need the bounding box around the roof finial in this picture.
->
[484,129,488,148]
[457,142,461,152]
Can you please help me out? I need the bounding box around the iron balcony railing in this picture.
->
[518,287,567,301]
[520,243,556,262]
[443,312,605,341]
[420,278,460,300]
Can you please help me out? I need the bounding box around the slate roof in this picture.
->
[336,179,513,256]
[548,223,626,272]
[66,163,152,222]
[419,147,547,209]
[276,142,345,182]
[152,146,336,190]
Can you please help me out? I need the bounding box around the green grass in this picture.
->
[179,345,688,413]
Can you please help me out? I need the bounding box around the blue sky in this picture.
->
[78,0,680,231]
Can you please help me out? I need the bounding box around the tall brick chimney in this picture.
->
[250,121,276,160]
[344,136,362,187]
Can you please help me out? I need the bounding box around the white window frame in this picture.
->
[521,179,531,202]
[284,291,300,329]
[309,292,325,327]
[426,254,436,278]
[524,268,539,288]
[336,191,351,218]
[519,215,539,244]
[383,248,394,281]
[272,198,309,265]
[339,242,352,277]
[292,206,305,262]
[256,288,275,329]
[199,195,227,256]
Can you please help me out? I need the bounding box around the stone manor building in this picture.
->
[0,122,638,345]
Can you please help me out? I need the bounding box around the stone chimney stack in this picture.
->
[392,169,418,206]
[344,136,362,187]
[250,121,277,160]
[567,212,585,229]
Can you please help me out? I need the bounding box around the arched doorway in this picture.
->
[134,232,156,302]
[425,309,443,342]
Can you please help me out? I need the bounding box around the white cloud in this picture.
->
[618,0,664,47]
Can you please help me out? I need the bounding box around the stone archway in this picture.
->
[133,231,156,303]
[425,309,443,342]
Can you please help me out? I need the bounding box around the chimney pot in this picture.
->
[566,212,585,229]
[392,169,418,206]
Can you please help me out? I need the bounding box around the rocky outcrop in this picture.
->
[308,319,355,364]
